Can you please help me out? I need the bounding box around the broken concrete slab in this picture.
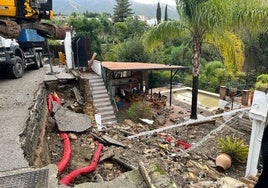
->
[54,106,91,132]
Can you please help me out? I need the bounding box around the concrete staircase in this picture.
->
[87,72,117,124]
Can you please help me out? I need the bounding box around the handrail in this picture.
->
[113,97,119,112]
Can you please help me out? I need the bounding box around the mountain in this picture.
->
[53,0,178,19]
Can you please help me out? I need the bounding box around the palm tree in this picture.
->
[143,0,268,119]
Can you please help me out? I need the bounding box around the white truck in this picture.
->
[0,29,45,78]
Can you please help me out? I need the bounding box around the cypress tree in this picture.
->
[164,4,168,21]
[113,0,133,22]
[156,2,161,24]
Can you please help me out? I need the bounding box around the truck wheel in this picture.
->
[9,57,24,79]
[34,52,41,69]
[38,52,44,67]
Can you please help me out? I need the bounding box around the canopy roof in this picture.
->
[102,61,188,71]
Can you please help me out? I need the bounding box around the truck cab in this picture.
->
[0,36,24,78]
[0,29,46,78]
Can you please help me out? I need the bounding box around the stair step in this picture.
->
[89,78,103,83]
[87,74,102,80]
[99,111,115,116]
[93,94,109,100]
[94,101,112,108]
[92,90,107,95]
[96,106,114,112]
[92,85,106,90]
[91,82,105,87]
[102,115,116,121]
[93,97,110,102]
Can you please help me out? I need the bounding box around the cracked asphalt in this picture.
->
[0,68,45,172]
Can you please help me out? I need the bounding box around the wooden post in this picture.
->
[219,86,226,100]
[241,90,250,106]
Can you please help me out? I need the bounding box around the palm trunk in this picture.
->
[190,75,199,119]
[190,35,202,119]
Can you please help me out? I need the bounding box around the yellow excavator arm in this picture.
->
[0,0,16,17]
[0,0,65,39]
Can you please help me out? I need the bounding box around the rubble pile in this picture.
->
[44,82,258,187]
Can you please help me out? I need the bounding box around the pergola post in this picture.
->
[245,90,268,177]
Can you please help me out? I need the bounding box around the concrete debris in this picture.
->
[139,118,154,125]
[54,105,91,132]
[72,87,84,105]
[99,149,114,162]
[74,170,148,188]
[218,177,245,188]
[102,135,126,148]
[112,156,138,170]
[52,101,61,114]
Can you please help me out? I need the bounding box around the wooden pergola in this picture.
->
[101,61,189,106]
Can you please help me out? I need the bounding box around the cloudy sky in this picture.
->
[132,0,176,6]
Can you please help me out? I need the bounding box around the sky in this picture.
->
[132,0,176,6]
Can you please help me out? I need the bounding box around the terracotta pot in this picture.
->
[215,153,232,172]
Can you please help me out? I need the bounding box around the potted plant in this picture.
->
[215,136,249,172]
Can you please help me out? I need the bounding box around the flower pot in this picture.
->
[215,153,232,172]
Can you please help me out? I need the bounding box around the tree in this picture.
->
[118,37,150,62]
[144,0,268,119]
[125,17,148,38]
[113,0,133,22]
[156,2,161,24]
[164,4,168,21]
[68,16,103,58]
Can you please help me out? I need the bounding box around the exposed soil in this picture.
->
[44,81,259,187]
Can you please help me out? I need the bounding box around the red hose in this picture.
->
[47,94,53,113]
[52,93,61,105]
[57,132,72,175]
[47,93,72,175]
[60,142,104,186]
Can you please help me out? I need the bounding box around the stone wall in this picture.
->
[20,83,50,167]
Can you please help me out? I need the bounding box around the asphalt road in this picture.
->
[0,68,45,172]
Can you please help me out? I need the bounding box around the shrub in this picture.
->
[126,101,153,123]
[217,136,249,163]
[255,74,268,91]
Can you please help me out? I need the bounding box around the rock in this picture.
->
[124,119,136,127]
[189,135,196,139]
[154,115,166,126]
[69,133,78,140]
[103,162,114,169]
